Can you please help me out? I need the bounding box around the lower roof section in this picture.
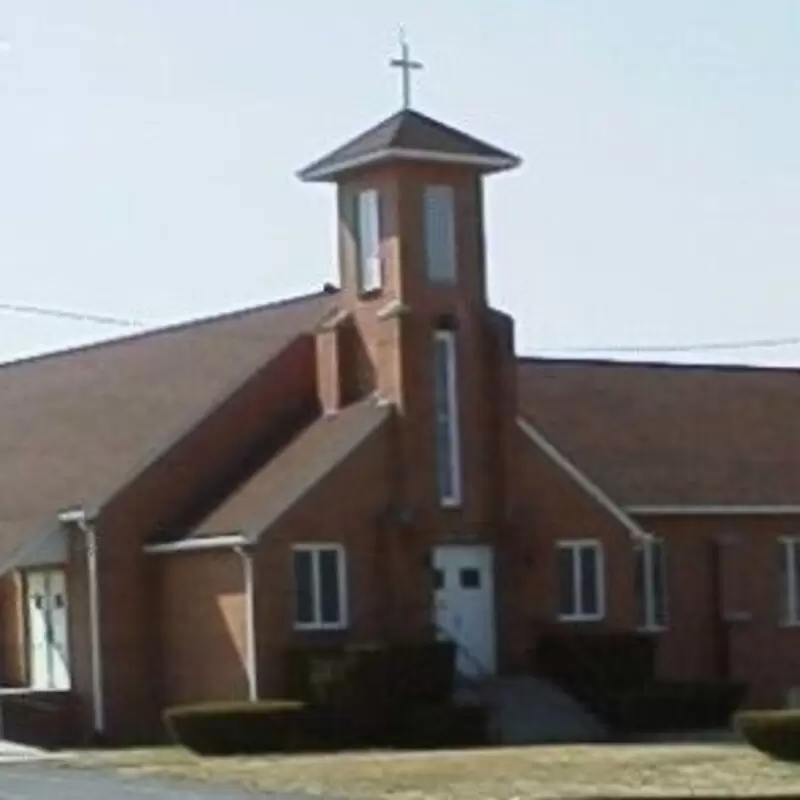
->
[161,397,391,547]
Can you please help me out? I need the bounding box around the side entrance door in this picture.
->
[26,570,70,690]
[432,545,496,678]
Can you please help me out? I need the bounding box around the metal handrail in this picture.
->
[433,619,494,683]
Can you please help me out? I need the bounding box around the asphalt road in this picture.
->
[0,763,319,799]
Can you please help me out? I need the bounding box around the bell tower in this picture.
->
[297,38,520,540]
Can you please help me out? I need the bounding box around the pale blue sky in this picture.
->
[1,1,799,365]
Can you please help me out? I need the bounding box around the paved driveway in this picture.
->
[0,763,318,799]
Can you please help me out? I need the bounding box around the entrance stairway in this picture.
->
[454,675,609,745]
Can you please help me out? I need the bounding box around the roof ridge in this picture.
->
[398,108,517,157]
[0,289,336,373]
[517,355,800,375]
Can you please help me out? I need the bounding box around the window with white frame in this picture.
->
[779,537,800,625]
[432,329,462,506]
[557,540,604,621]
[423,185,457,283]
[353,189,382,293]
[292,544,347,630]
[634,537,668,630]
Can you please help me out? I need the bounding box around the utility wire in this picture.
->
[0,302,143,328]
[535,333,800,355]
[3,300,800,354]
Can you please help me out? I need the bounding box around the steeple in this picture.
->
[299,46,520,535]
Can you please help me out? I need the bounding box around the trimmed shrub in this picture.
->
[164,699,488,755]
[164,700,322,756]
[736,709,800,762]
[393,703,490,750]
[285,641,456,710]
[534,630,657,693]
[607,681,746,733]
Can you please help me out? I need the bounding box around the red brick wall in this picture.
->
[93,336,317,743]
[501,426,639,671]
[159,551,248,708]
[252,419,393,696]
[0,572,26,685]
[640,514,800,708]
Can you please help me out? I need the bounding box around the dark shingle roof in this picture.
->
[517,358,800,507]
[186,397,391,541]
[0,291,335,538]
[298,109,520,182]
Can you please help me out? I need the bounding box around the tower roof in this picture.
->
[298,108,521,182]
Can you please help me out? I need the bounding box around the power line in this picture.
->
[536,333,800,355]
[0,302,143,328]
[3,299,800,354]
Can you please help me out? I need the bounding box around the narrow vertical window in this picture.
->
[354,189,382,292]
[556,541,604,621]
[780,538,800,625]
[433,329,461,506]
[424,185,457,283]
[635,538,668,630]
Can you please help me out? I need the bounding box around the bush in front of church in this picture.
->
[164,700,318,756]
[164,696,489,755]
[736,709,800,762]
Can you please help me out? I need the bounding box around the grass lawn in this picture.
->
[59,742,800,798]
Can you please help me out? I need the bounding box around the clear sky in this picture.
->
[1,1,799,366]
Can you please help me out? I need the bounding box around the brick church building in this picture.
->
[1,96,799,745]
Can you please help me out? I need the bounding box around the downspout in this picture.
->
[234,545,258,701]
[58,508,105,739]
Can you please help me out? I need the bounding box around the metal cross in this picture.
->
[390,28,423,109]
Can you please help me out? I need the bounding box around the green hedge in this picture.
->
[164,700,315,756]
[285,641,456,709]
[164,699,488,756]
[736,709,800,762]
[534,631,657,693]
[607,681,746,733]
[393,703,489,750]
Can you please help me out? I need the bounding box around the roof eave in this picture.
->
[298,147,522,183]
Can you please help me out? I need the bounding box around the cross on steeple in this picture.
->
[390,28,423,109]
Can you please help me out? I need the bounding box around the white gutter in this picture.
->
[58,507,105,738]
[626,505,800,517]
[143,534,246,555]
[235,545,258,701]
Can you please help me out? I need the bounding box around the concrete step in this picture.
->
[454,675,609,745]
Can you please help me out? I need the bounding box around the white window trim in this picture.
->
[354,189,382,294]
[292,543,348,631]
[779,537,800,627]
[434,329,462,508]
[556,539,605,622]
[636,538,668,633]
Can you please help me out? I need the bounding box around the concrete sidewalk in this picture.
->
[0,740,51,763]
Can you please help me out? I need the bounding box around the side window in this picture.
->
[556,540,604,621]
[292,545,348,630]
[780,538,800,625]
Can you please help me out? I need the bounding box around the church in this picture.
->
[0,50,799,746]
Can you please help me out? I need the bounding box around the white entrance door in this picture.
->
[432,545,496,678]
[26,570,70,690]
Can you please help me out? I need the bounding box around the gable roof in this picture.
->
[517,358,800,507]
[0,291,335,533]
[298,109,521,182]
[178,397,391,543]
